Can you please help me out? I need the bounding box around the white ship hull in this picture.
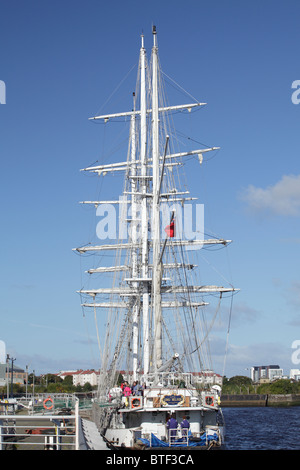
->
[102,386,224,450]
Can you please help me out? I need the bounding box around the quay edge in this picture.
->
[221,393,300,407]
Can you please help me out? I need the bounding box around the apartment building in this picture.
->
[59,369,99,387]
[251,365,283,383]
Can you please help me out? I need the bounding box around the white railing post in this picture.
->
[0,420,3,450]
[75,398,80,450]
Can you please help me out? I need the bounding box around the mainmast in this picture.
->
[151,26,163,372]
[140,34,150,378]
[130,92,139,381]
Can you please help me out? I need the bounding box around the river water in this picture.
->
[222,406,300,450]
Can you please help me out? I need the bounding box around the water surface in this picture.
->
[222,406,300,450]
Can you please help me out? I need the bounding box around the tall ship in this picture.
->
[75,27,238,450]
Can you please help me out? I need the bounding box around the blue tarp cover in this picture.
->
[139,431,218,448]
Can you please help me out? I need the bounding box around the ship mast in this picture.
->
[130,92,139,381]
[75,28,239,393]
[151,26,163,372]
[140,34,150,378]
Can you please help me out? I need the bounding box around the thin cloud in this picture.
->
[223,341,291,377]
[231,301,260,327]
[287,281,300,310]
[240,174,300,216]
[272,279,300,312]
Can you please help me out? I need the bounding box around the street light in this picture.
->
[6,354,9,399]
[10,357,16,398]
[25,365,28,400]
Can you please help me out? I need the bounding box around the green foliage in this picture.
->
[116,373,124,386]
[83,382,93,392]
[0,377,97,396]
[222,376,300,395]
[257,379,300,394]
[63,375,73,385]
[222,375,254,394]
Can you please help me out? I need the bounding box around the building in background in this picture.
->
[58,370,99,387]
[290,369,300,381]
[0,341,6,364]
[0,364,6,387]
[0,341,6,387]
[251,365,283,383]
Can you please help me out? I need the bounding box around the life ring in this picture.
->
[131,397,142,408]
[205,395,214,407]
[43,397,54,410]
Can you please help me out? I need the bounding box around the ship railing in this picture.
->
[1,393,77,415]
[168,428,189,446]
[0,398,82,450]
[142,372,194,388]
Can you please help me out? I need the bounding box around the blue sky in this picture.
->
[1,0,300,377]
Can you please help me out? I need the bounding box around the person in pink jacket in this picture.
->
[123,383,132,397]
[122,382,132,407]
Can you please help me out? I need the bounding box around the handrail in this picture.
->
[0,398,81,450]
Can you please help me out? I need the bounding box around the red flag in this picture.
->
[164,220,175,238]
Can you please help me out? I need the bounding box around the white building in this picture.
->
[251,365,283,383]
[73,370,99,387]
[58,369,99,387]
[191,371,223,387]
[0,340,6,363]
[290,369,300,381]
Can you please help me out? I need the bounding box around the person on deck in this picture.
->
[123,383,132,397]
[166,414,178,440]
[123,382,132,407]
[180,415,190,437]
[131,381,138,395]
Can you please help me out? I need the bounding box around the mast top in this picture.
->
[152,25,157,47]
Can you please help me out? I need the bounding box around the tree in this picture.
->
[256,379,300,394]
[45,374,60,384]
[222,375,254,394]
[116,372,124,386]
[228,376,252,387]
[83,382,92,392]
[63,375,74,386]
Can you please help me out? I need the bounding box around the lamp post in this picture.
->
[6,354,9,399]
[10,357,16,398]
[25,365,28,400]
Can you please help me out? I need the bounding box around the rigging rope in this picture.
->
[94,302,103,364]
[93,62,137,118]
[222,292,234,378]
[161,70,201,104]
[188,292,223,356]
